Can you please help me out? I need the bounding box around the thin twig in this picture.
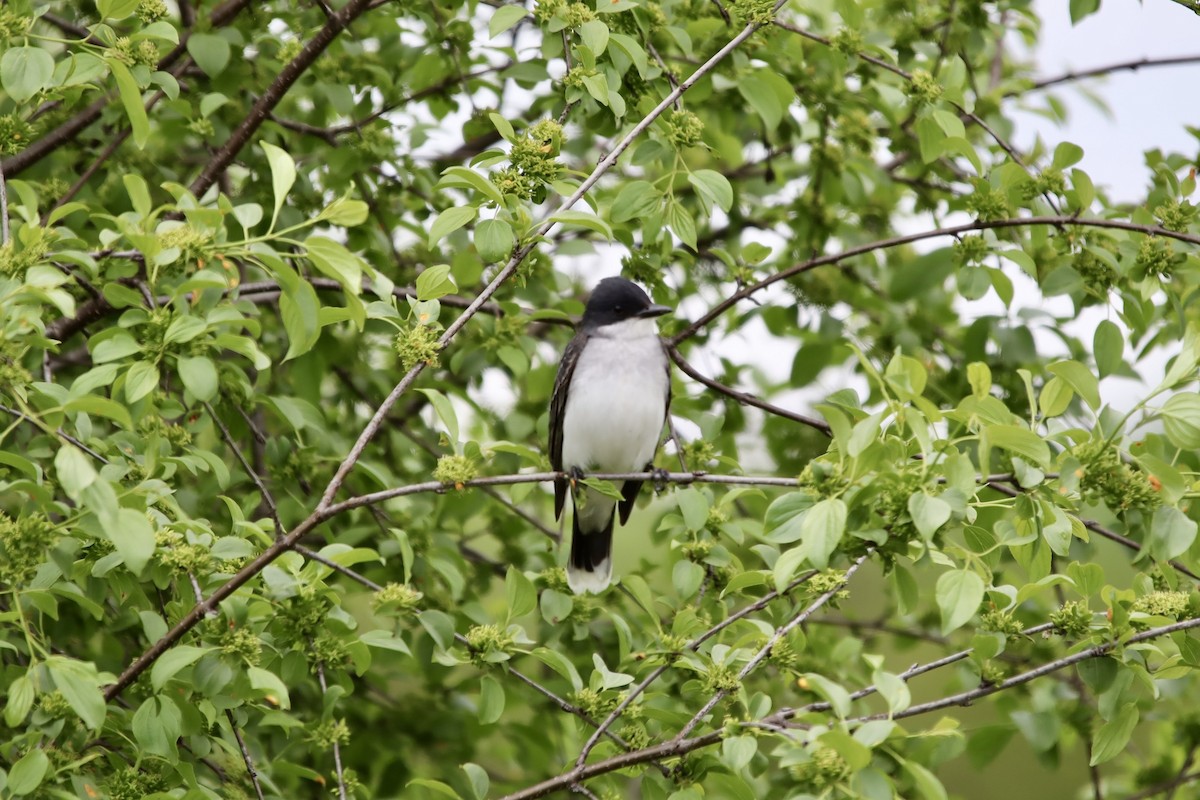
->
[575,568,818,767]
[0,156,8,245]
[0,403,109,464]
[1031,55,1200,90]
[225,709,268,800]
[497,618,1200,800]
[313,658,349,800]
[667,345,832,434]
[203,401,284,537]
[985,481,1200,583]
[672,215,1200,343]
[673,553,869,741]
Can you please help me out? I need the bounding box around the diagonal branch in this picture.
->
[667,345,832,434]
[671,215,1200,344]
[1031,55,1200,91]
[496,616,1200,800]
[188,0,377,199]
[673,552,870,741]
[575,568,819,767]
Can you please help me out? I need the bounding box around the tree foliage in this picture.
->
[2,0,1200,798]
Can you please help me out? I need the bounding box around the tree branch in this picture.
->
[497,617,1200,800]
[667,345,832,434]
[189,0,378,199]
[1,0,255,177]
[672,215,1200,344]
[1031,55,1200,91]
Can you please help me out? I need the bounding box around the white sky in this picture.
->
[1017,0,1200,203]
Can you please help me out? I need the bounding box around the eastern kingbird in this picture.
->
[550,277,672,594]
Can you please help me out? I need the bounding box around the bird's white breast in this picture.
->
[561,318,668,473]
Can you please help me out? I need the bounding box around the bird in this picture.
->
[549,276,672,594]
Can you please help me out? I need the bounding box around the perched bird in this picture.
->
[550,277,672,594]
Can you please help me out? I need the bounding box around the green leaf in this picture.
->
[178,356,219,401]
[47,657,106,730]
[280,278,322,361]
[98,0,141,19]
[478,676,505,725]
[722,735,758,770]
[109,60,150,148]
[738,70,791,130]
[505,567,537,619]
[592,653,634,689]
[408,779,463,799]
[262,141,296,228]
[248,666,292,709]
[1047,360,1100,410]
[489,4,529,38]
[1094,320,1123,378]
[415,264,458,301]
[677,487,710,531]
[1039,376,1072,418]
[475,218,515,263]
[418,609,455,650]
[611,180,661,223]
[985,424,1051,469]
[673,559,705,598]
[320,196,370,226]
[1149,505,1198,561]
[1090,703,1138,765]
[908,493,952,540]
[306,235,365,295]
[528,647,583,691]
[429,206,478,247]
[438,166,506,206]
[133,697,181,757]
[187,33,231,77]
[150,645,212,690]
[1161,392,1200,448]
[2,46,55,103]
[579,20,609,55]
[103,508,156,575]
[6,748,50,795]
[5,674,34,727]
[688,169,734,213]
[936,569,985,635]
[124,360,160,403]
[550,209,614,239]
[56,444,98,499]
[801,497,847,569]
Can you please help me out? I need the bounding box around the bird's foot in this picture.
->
[649,465,671,492]
[569,466,586,495]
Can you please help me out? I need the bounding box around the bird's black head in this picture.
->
[580,277,671,328]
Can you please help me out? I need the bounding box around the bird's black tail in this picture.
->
[567,507,614,594]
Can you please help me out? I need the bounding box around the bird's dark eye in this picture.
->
[614,305,623,313]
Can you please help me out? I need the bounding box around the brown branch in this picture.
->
[189,0,377,199]
[673,553,870,741]
[672,215,1200,344]
[498,618,1200,800]
[667,345,832,435]
[1031,55,1200,91]
[225,709,267,800]
[1,0,255,177]
[985,481,1200,583]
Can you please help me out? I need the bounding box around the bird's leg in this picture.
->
[649,463,671,493]
[569,466,586,498]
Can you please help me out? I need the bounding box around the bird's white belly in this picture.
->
[561,334,667,473]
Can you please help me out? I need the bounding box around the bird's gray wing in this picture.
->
[551,331,588,520]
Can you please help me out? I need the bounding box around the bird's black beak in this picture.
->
[638,304,672,319]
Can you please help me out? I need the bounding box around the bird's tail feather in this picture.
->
[567,494,615,594]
